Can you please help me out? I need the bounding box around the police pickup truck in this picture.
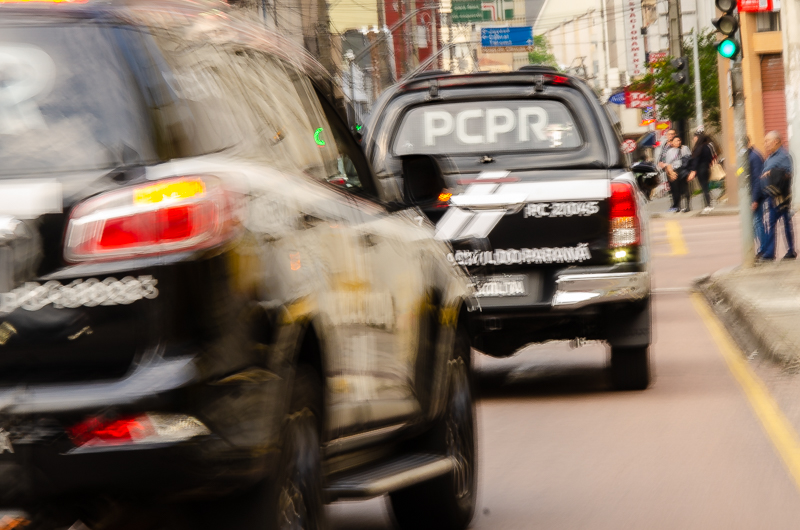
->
[363,67,652,390]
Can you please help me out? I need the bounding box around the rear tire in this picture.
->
[610,346,650,391]
[189,366,325,530]
[389,325,476,530]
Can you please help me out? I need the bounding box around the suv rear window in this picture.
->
[0,25,158,175]
[393,100,581,156]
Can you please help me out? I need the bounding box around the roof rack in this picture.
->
[409,69,452,80]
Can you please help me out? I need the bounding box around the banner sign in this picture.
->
[640,106,655,126]
[625,90,653,109]
[656,120,671,131]
[648,52,666,65]
[624,0,645,78]
[452,0,483,23]
[738,0,774,12]
[608,92,626,105]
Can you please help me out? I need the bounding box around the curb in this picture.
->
[695,274,799,369]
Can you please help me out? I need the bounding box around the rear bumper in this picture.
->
[470,268,651,356]
[551,271,649,309]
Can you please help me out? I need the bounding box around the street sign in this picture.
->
[648,52,667,65]
[656,121,671,131]
[622,139,637,154]
[625,90,653,109]
[481,27,533,52]
[608,92,626,105]
[738,0,774,12]
[452,0,483,23]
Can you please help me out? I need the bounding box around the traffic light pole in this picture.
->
[731,59,754,267]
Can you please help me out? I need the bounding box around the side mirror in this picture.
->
[631,161,659,199]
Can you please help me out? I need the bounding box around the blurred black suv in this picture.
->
[0,3,477,529]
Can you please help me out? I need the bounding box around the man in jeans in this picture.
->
[761,131,795,261]
[747,137,766,257]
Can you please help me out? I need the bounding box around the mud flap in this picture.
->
[604,299,651,348]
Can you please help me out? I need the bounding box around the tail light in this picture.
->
[65,176,238,262]
[68,413,211,448]
[609,181,640,248]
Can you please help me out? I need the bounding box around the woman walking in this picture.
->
[664,136,692,212]
[688,128,716,213]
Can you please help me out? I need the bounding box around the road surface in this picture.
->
[329,214,800,529]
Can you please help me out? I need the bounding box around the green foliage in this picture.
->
[629,30,721,131]
[528,35,559,69]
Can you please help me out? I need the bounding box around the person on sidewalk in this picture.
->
[664,136,692,212]
[761,131,795,261]
[657,129,678,211]
[748,137,766,257]
[688,128,716,213]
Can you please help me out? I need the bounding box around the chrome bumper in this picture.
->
[552,272,649,309]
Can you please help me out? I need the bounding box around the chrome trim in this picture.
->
[552,272,649,309]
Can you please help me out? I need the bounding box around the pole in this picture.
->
[692,27,703,128]
[732,58,753,267]
[349,58,356,126]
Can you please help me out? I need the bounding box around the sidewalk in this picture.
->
[645,186,738,218]
[696,261,800,368]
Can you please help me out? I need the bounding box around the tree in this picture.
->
[528,35,559,70]
[628,29,720,132]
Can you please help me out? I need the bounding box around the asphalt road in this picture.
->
[329,214,800,529]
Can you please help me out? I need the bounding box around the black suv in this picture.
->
[364,68,652,391]
[0,3,477,529]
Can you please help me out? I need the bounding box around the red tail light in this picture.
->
[67,413,211,448]
[65,176,238,262]
[543,74,571,86]
[68,416,153,447]
[609,181,640,247]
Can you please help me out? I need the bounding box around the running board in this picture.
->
[325,454,453,500]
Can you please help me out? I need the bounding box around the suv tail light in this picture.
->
[65,176,237,262]
[609,181,640,248]
[67,413,211,448]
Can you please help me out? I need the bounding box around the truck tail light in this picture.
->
[65,176,238,262]
[67,413,211,448]
[609,181,640,248]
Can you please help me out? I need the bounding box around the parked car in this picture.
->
[363,67,652,391]
[0,3,477,529]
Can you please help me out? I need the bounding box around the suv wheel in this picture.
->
[389,326,477,530]
[610,346,650,391]
[272,366,325,530]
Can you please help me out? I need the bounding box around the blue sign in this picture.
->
[608,92,626,105]
[481,27,533,48]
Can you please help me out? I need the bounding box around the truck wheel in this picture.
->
[389,326,476,530]
[610,346,651,391]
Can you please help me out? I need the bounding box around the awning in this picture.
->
[637,132,657,148]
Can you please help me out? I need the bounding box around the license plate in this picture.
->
[474,275,526,298]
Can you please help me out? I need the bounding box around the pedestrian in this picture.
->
[747,136,766,257]
[657,129,677,211]
[687,127,716,213]
[663,135,692,212]
[761,131,796,261]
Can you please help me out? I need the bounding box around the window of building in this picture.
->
[756,11,780,32]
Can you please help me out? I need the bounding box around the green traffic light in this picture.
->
[718,39,738,59]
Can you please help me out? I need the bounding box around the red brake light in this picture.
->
[65,176,238,262]
[609,181,640,247]
[543,74,571,86]
[68,416,153,447]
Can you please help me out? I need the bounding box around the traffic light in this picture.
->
[713,0,740,59]
[671,57,689,85]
